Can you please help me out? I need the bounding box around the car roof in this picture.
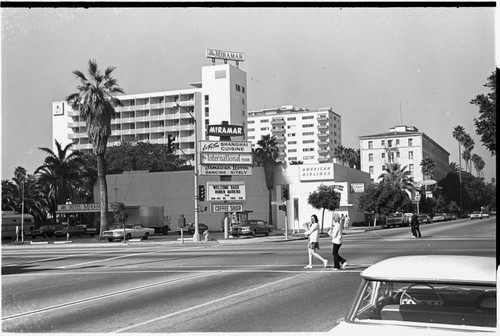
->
[361,255,496,285]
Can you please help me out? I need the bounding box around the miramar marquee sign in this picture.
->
[206,49,245,62]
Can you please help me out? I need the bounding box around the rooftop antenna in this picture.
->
[399,100,403,125]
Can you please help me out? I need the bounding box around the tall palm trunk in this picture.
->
[96,154,109,233]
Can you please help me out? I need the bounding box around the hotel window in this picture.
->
[303,156,314,160]
[242,87,245,93]
[409,151,413,159]
[396,152,400,158]
[409,164,414,173]
[260,127,269,131]
[289,141,297,145]
[261,119,269,123]
[388,140,393,147]
[408,138,413,146]
[368,153,373,162]
[369,166,374,175]
[204,95,209,104]
[288,133,296,137]
[289,157,297,161]
[302,115,314,120]
[287,117,296,121]
[368,141,373,149]
[248,120,254,124]
[235,84,241,92]
[248,128,255,132]
[304,148,314,152]
[205,119,209,126]
[396,139,400,146]
[205,107,209,117]
[303,140,314,144]
[303,124,314,128]
[303,132,314,136]
[381,153,385,159]
[288,149,297,153]
[381,140,385,146]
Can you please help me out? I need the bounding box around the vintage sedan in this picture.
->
[54,225,86,237]
[102,224,155,242]
[470,211,483,220]
[416,214,432,224]
[31,225,64,238]
[330,255,496,335]
[431,213,448,222]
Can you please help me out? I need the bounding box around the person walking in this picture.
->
[303,214,328,269]
[410,213,421,238]
[328,213,347,271]
[344,215,350,230]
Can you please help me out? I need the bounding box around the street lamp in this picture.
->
[21,180,25,243]
[176,103,200,241]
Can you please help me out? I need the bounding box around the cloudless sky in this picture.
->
[1,6,496,182]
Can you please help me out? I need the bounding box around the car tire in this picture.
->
[125,233,132,240]
[265,230,269,236]
[252,230,257,237]
[143,232,149,240]
[108,238,114,242]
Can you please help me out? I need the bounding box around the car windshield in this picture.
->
[346,279,496,329]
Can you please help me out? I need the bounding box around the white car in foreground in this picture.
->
[102,224,155,242]
[330,255,496,335]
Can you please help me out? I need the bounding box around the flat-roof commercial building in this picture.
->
[52,63,247,163]
[358,125,450,184]
[247,105,342,164]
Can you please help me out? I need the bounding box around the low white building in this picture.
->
[97,163,371,232]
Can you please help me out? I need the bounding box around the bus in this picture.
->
[1,211,35,239]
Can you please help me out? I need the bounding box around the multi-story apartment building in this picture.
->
[359,125,450,183]
[52,63,247,163]
[247,105,342,164]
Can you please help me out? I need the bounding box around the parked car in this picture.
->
[175,223,208,235]
[416,214,432,224]
[102,224,155,242]
[432,213,448,222]
[230,219,273,237]
[55,225,86,237]
[470,211,483,220]
[330,255,496,335]
[446,213,457,220]
[31,225,64,238]
[384,213,405,228]
[481,212,490,219]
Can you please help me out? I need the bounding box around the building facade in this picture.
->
[52,63,247,163]
[247,105,342,164]
[358,125,450,184]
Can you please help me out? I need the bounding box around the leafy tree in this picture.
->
[307,184,341,233]
[470,70,496,156]
[112,202,129,224]
[66,59,124,234]
[35,140,84,219]
[253,134,281,227]
[358,182,411,225]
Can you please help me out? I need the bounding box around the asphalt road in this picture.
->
[1,217,496,333]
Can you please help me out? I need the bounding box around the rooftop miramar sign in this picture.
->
[205,49,245,62]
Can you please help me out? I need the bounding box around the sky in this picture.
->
[1,6,497,182]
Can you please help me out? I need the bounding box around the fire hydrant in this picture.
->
[203,230,210,241]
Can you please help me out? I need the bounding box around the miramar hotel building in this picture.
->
[51,50,371,229]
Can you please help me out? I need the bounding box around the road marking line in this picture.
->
[1,272,220,321]
[112,272,306,333]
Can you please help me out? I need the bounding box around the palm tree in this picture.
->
[254,134,281,227]
[448,162,461,175]
[66,59,124,233]
[420,156,436,180]
[345,148,360,169]
[452,126,466,212]
[462,134,475,173]
[378,162,415,192]
[471,154,485,178]
[333,145,347,165]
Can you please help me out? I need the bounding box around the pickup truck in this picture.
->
[384,213,405,228]
[230,219,273,237]
[102,224,155,242]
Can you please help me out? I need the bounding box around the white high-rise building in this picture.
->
[247,105,342,164]
[358,125,450,183]
[52,63,247,162]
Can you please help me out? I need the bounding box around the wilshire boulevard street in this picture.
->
[1,217,495,333]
